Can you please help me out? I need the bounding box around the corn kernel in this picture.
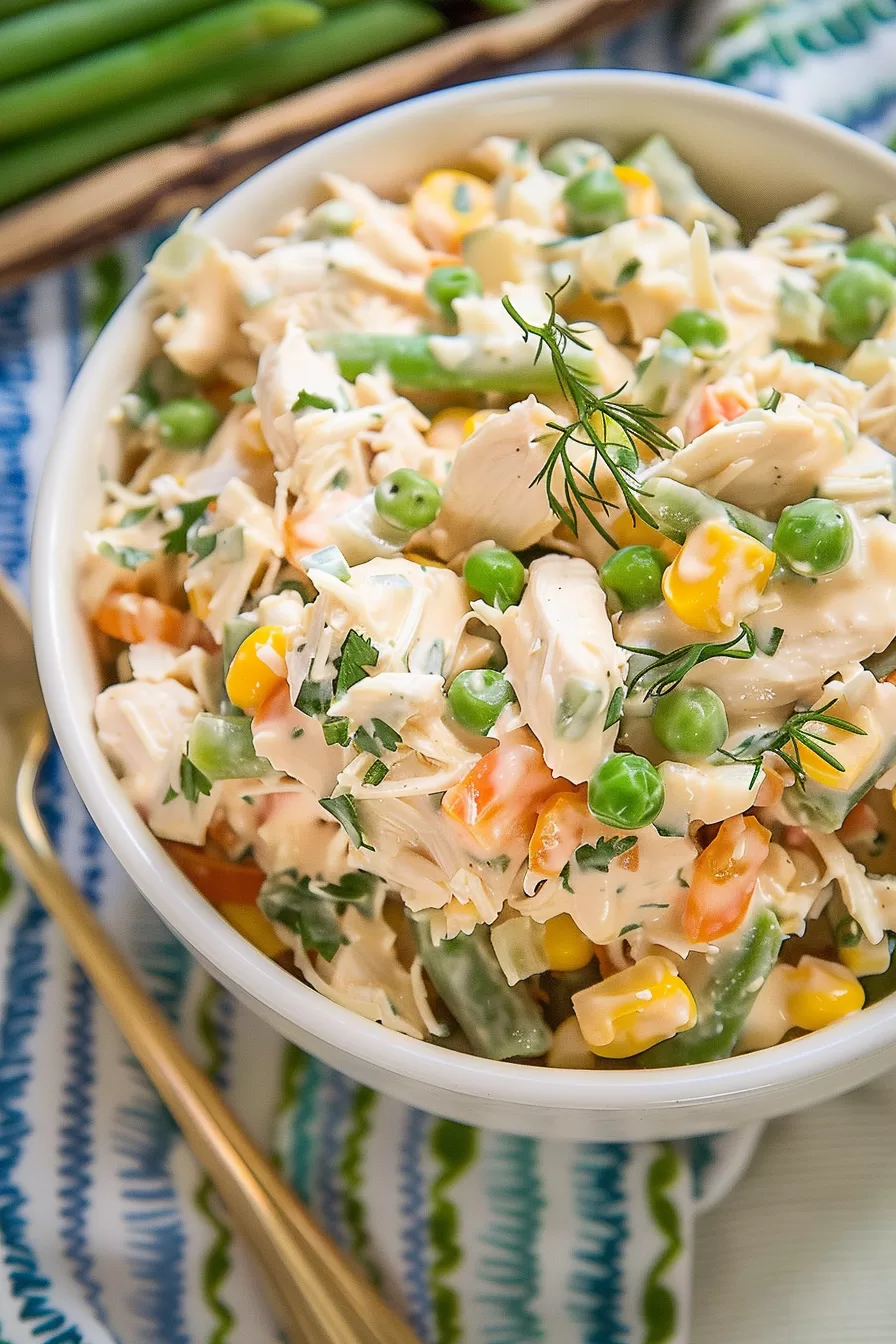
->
[839,936,892,978]
[572,954,697,1059]
[410,170,495,252]
[543,914,594,972]
[221,902,287,959]
[613,164,662,217]
[426,407,471,451]
[463,409,496,439]
[225,625,288,713]
[795,701,880,790]
[187,583,212,621]
[786,955,865,1032]
[662,518,775,633]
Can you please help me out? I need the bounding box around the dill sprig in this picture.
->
[502,291,679,548]
[622,623,758,698]
[722,700,867,788]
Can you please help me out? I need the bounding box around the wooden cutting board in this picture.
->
[0,0,661,288]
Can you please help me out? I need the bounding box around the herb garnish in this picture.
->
[334,629,378,698]
[560,835,637,891]
[179,754,212,804]
[98,541,152,570]
[371,718,402,751]
[503,289,679,547]
[616,258,642,287]
[119,504,156,527]
[162,496,216,555]
[323,717,350,747]
[292,390,337,413]
[604,686,625,730]
[623,623,758,699]
[258,868,379,961]
[722,700,867,787]
[362,760,389,787]
[319,794,371,849]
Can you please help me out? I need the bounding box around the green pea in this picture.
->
[541,137,609,178]
[821,259,896,347]
[652,686,728,758]
[303,199,357,239]
[448,669,514,736]
[587,753,665,830]
[374,469,441,533]
[846,233,896,276]
[600,546,669,612]
[665,308,728,349]
[563,168,628,236]
[156,397,221,449]
[772,497,853,575]
[464,546,525,611]
[424,265,483,323]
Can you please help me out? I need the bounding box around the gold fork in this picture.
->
[0,573,420,1344]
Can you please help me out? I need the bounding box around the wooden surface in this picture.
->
[0,0,660,288]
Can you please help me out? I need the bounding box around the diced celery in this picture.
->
[188,713,271,780]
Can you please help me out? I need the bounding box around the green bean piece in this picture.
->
[0,2,445,209]
[642,477,775,550]
[0,1,321,146]
[860,935,896,1006]
[0,0,225,83]
[411,918,551,1059]
[640,910,783,1066]
[307,331,561,394]
[188,713,272,780]
[0,0,55,17]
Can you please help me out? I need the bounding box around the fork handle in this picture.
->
[4,758,418,1344]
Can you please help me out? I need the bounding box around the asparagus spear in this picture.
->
[308,331,571,394]
[0,0,228,84]
[0,0,53,18]
[0,1,323,145]
[0,1,445,209]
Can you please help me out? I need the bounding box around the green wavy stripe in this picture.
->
[641,1144,683,1344]
[193,980,235,1344]
[428,1118,478,1344]
[339,1085,381,1286]
[271,1043,308,1175]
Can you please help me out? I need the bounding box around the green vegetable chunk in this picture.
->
[411,919,551,1059]
[600,545,668,611]
[373,468,441,532]
[156,396,221,448]
[424,264,483,322]
[860,935,896,1006]
[640,910,783,1065]
[665,308,728,349]
[447,668,514,736]
[188,713,272,780]
[821,259,896,347]
[0,0,322,145]
[772,498,853,575]
[540,137,610,177]
[652,685,728,758]
[845,234,896,276]
[588,753,664,829]
[463,546,525,610]
[303,198,357,239]
[563,167,628,235]
[307,331,560,394]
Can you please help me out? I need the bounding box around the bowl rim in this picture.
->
[32,67,896,1114]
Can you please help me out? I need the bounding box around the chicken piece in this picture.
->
[253,787,349,879]
[818,435,896,517]
[252,684,348,798]
[617,516,896,721]
[254,326,346,469]
[96,678,201,811]
[578,216,693,342]
[711,249,791,353]
[655,762,762,835]
[743,349,866,417]
[649,393,856,518]
[322,173,433,274]
[485,555,627,784]
[425,397,558,560]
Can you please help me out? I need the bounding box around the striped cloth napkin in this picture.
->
[2,3,896,1341]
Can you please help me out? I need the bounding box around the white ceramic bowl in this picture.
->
[32,71,896,1141]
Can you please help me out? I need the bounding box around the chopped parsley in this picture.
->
[560,835,637,891]
[371,718,402,752]
[258,868,379,961]
[334,629,378,698]
[291,726,305,739]
[353,725,381,757]
[162,496,216,556]
[615,257,642,287]
[619,923,640,936]
[119,504,156,527]
[323,717,350,747]
[319,793,371,849]
[292,390,337,413]
[179,754,212,804]
[295,678,332,719]
[362,760,388,787]
[162,785,178,804]
[329,468,349,490]
[603,685,625,730]
[98,541,152,570]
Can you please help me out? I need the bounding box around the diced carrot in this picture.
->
[282,490,355,565]
[442,744,564,856]
[163,840,266,906]
[618,843,640,873]
[685,386,750,441]
[93,591,204,649]
[683,815,770,944]
[528,790,589,877]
